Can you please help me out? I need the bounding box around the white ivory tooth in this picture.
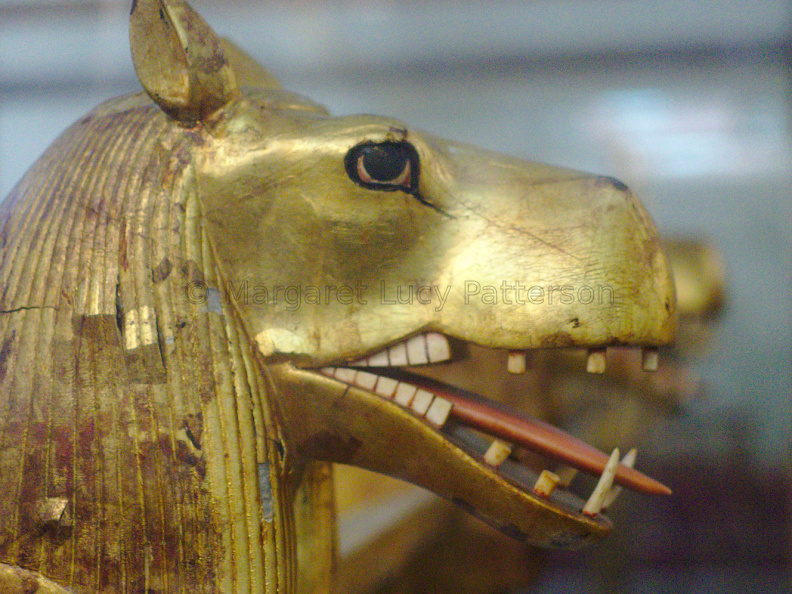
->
[405,334,429,365]
[367,350,390,366]
[353,371,378,390]
[601,448,637,510]
[642,347,659,371]
[484,439,512,468]
[425,332,452,362]
[334,368,357,383]
[394,383,418,406]
[533,470,561,498]
[320,367,336,377]
[619,447,637,469]
[352,332,451,368]
[410,389,434,415]
[582,448,619,516]
[586,348,607,374]
[507,351,526,374]
[555,466,579,487]
[374,376,399,398]
[388,342,409,366]
[425,397,453,427]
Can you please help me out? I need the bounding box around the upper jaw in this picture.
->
[275,331,671,549]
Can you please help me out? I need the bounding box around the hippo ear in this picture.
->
[130,0,238,123]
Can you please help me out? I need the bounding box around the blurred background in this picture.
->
[1,1,790,592]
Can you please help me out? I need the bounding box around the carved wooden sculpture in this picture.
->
[0,1,676,592]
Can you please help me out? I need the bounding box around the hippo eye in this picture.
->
[345,141,419,192]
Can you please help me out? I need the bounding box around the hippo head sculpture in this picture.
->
[0,0,675,591]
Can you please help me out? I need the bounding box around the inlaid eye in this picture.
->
[345,141,419,192]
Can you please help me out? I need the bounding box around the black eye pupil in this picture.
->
[360,144,408,182]
[345,140,419,192]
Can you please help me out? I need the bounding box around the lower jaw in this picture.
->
[438,417,592,514]
[271,359,620,548]
[318,346,670,521]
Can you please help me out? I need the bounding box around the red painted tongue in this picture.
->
[393,370,671,496]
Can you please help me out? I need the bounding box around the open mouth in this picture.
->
[317,331,671,522]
